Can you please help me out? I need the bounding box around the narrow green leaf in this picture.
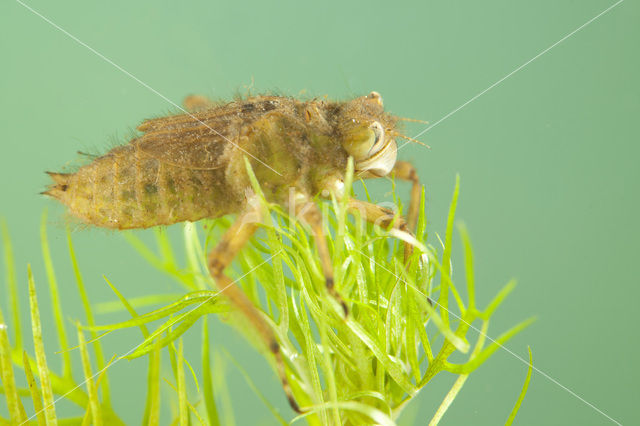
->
[23,350,46,426]
[415,186,427,242]
[142,339,161,426]
[19,351,89,409]
[404,286,421,382]
[445,317,536,374]
[164,377,208,426]
[202,318,221,426]
[40,211,72,379]
[294,292,329,425]
[482,279,517,320]
[457,222,475,310]
[80,405,92,426]
[125,303,217,359]
[177,339,188,426]
[102,277,150,338]
[77,327,102,426]
[95,294,182,315]
[342,390,391,415]
[90,289,224,333]
[438,174,460,326]
[393,257,469,353]
[346,319,416,395]
[67,229,111,407]
[468,320,490,360]
[265,227,288,332]
[0,218,21,351]
[28,264,58,425]
[505,347,533,426]
[420,249,467,327]
[183,222,210,290]
[428,374,468,426]
[315,298,342,425]
[291,400,395,426]
[0,323,26,423]
[417,316,434,363]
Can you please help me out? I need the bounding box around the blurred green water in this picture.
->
[1,1,637,424]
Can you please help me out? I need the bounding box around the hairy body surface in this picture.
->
[45,94,399,229]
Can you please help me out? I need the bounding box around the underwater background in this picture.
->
[1,1,638,424]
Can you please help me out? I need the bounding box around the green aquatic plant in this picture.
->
[0,172,533,425]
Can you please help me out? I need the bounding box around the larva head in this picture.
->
[337,91,398,178]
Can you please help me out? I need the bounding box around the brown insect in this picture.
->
[44,91,422,412]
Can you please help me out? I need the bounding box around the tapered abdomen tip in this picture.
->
[43,171,72,200]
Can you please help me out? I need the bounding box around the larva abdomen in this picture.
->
[45,144,238,229]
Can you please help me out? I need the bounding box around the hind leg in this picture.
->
[207,207,301,412]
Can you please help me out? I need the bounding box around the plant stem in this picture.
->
[428,374,468,426]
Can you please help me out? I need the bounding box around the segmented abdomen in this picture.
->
[45,144,238,229]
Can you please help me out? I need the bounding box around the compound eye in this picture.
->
[367,91,383,106]
[342,120,386,161]
[368,121,385,156]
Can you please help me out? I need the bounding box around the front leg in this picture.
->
[207,207,301,413]
[295,199,349,316]
[390,161,421,232]
[347,198,414,262]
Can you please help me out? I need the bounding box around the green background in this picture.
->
[1,0,637,424]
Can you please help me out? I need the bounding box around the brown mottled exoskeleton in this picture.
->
[44,91,422,412]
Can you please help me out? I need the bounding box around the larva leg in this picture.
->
[207,208,301,413]
[183,94,215,112]
[391,161,421,232]
[295,200,349,316]
[347,198,413,262]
